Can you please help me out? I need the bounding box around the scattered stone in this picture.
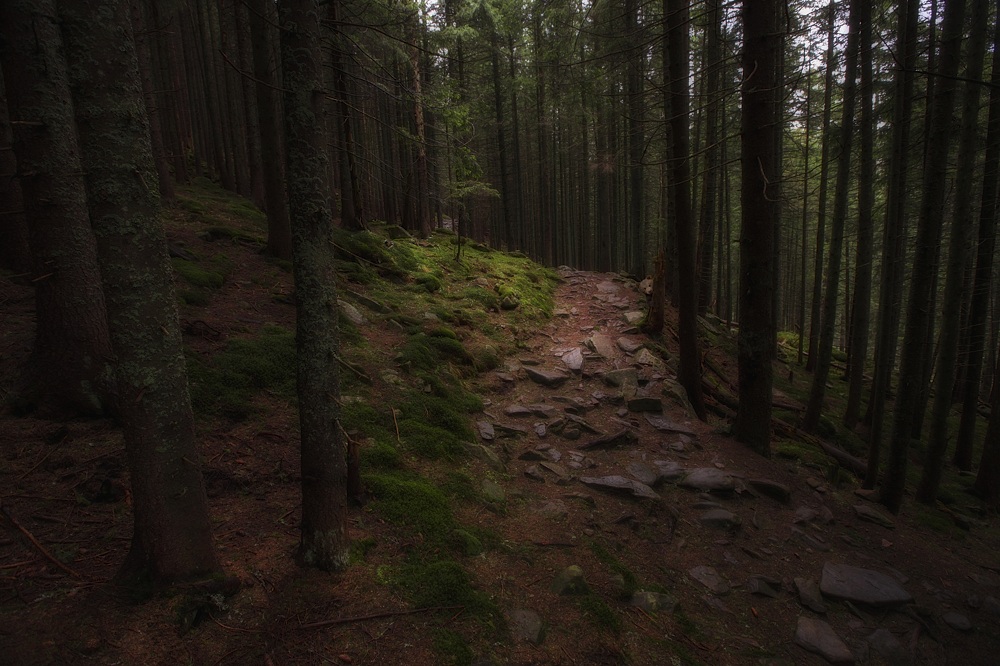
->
[524,465,545,482]
[525,404,558,419]
[866,629,907,664]
[794,577,827,613]
[504,404,533,417]
[477,421,496,441]
[791,526,831,552]
[623,311,645,325]
[653,460,686,483]
[579,429,637,450]
[596,280,619,294]
[493,422,530,437]
[602,368,638,388]
[699,509,741,531]
[679,468,735,493]
[644,413,697,436]
[495,372,516,383]
[534,423,547,438]
[337,300,367,325]
[617,337,643,354]
[519,448,548,461]
[465,443,504,471]
[941,611,972,632]
[820,562,913,607]
[633,348,663,368]
[794,616,855,663]
[661,378,693,415]
[579,475,660,500]
[585,334,616,359]
[627,461,659,486]
[539,500,569,520]
[806,477,829,493]
[551,565,588,595]
[565,413,602,433]
[482,479,506,503]
[746,577,780,598]
[524,366,569,387]
[561,426,581,440]
[853,504,895,528]
[702,595,732,614]
[689,565,730,595]
[627,396,663,413]
[630,590,678,613]
[511,609,545,645]
[748,479,791,504]
[540,462,570,482]
[561,347,585,373]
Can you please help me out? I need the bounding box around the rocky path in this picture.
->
[466,268,1000,665]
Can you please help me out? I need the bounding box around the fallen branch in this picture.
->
[298,605,465,630]
[773,418,867,477]
[0,502,83,579]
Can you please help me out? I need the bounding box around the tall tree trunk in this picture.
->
[803,0,861,434]
[882,0,967,515]
[0,0,114,416]
[490,30,513,249]
[60,0,225,584]
[956,0,1000,471]
[666,0,706,421]
[280,0,349,570]
[697,0,722,316]
[974,352,1000,507]
[0,69,31,273]
[798,68,812,367]
[918,0,989,500]
[734,0,782,455]
[235,0,266,209]
[131,0,174,200]
[625,0,643,276]
[864,0,919,489]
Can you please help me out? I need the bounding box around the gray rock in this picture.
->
[627,461,659,486]
[653,460,687,483]
[602,368,638,388]
[866,628,908,664]
[794,616,854,663]
[596,280,620,294]
[644,413,697,436]
[579,429,637,450]
[627,396,663,413]
[623,311,645,325]
[524,366,569,387]
[579,475,660,500]
[551,565,588,595]
[477,421,496,441]
[746,577,780,598]
[699,509,741,531]
[585,334,616,359]
[631,590,678,613]
[679,468,735,493]
[689,565,730,595]
[524,465,545,482]
[482,479,506,503]
[504,404,533,417]
[852,504,895,528]
[617,337,643,353]
[661,378,693,415]
[561,347,585,372]
[337,300,367,325]
[791,526,831,552]
[748,479,791,504]
[633,348,663,367]
[942,611,972,631]
[794,577,827,614]
[511,609,545,645]
[540,461,570,482]
[820,562,913,607]
[565,413,602,433]
[539,500,569,520]
[527,403,559,419]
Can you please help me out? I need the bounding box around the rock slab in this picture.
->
[794,616,854,663]
[820,562,912,607]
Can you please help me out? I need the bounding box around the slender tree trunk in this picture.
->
[734,0,782,455]
[697,0,722,316]
[131,0,174,200]
[60,0,225,584]
[974,353,1000,507]
[956,0,1000,471]
[882,0,967,514]
[0,69,31,273]
[0,0,114,416]
[843,0,875,430]
[280,0,349,570]
[798,68,812,367]
[235,0,266,209]
[625,0,643,276]
[490,31,512,249]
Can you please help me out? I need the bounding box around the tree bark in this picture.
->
[280,0,349,571]
[0,69,31,273]
[59,0,225,584]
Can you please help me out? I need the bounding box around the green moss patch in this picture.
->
[364,472,455,535]
[398,418,464,460]
[172,258,226,289]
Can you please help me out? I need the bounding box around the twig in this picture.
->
[298,605,465,630]
[16,444,59,481]
[0,502,83,579]
[391,409,400,443]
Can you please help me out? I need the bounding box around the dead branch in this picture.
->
[0,502,83,579]
[298,605,465,630]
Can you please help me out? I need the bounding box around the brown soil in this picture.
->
[1,209,999,666]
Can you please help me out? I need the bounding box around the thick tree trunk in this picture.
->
[59,0,225,584]
[0,0,114,416]
[235,0,266,210]
[734,0,782,455]
[0,69,31,273]
[280,0,349,571]
[131,0,174,200]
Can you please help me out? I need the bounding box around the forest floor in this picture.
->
[1,180,1000,665]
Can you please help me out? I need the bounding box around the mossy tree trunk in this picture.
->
[58,0,224,584]
[0,0,114,416]
[280,0,350,571]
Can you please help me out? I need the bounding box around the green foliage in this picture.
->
[397,392,477,440]
[440,471,479,501]
[415,273,444,293]
[360,440,402,470]
[178,288,210,306]
[349,537,377,564]
[341,402,392,440]
[172,258,225,289]
[431,629,474,666]
[398,418,464,459]
[577,595,621,634]
[187,325,296,419]
[332,227,419,280]
[364,472,456,535]
[398,560,496,617]
[460,286,500,311]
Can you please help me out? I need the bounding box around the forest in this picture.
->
[2,0,1000,663]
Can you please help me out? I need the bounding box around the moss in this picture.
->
[577,595,621,634]
[398,392,476,440]
[415,273,443,293]
[440,471,478,501]
[428,326,458,339]
[398,418,464,460]
[431,629,474,666]
[337,260,378,285]
[187,325,296,419]
[460,286,499,311]
[331,227,419,280]
[341,402,391,439]
[178,289,209,306]
[349,537,377,564]
[447,529,484,556]
[172,258,225,289]
[360,440,402,470]
[589,541,639,599]
[398,560,496,618]
[364,472,455,535]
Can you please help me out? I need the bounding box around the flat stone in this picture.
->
[539,499,569,520]
[524,366,569,387]
[561,347,585,372]
[746,577,780,598]
[852,504,894,528]
[794,577,827,613]
[748,479,791,504]
[511,609,545,645]
[493,422,530,437]
[551,565,588,595]
[623,311,645,325]
[661,378,693,415]
[585,334,616,359]
[527,404,559,419]
[477,421,495,441]
[602,368,638,388]
[504,404,533,417]
[627,461,659,486]
[820,562,913,607]
[794,616,854,663]
[617,337,643,353]
[627,396,663,413]
[465,443,504,471]
[644,413,697,435]
[633,348,663,367]
[653,460,687,482]
[596,280,619,294]
[942,611,972,631]
[579,475,660,500]
[564,413,602,433]
[524,465,545,482]
[866,629,907,663]
[338,300,367,325]
[699,509,741,531]
[792,526,831,552]
[689,565,729,595]
[579,429,637,450]
[679,468,735,493]
[540,461,570,481]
